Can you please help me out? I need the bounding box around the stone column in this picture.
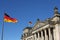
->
[44,29,48,40]
[38,32,39,40]
[48,28,52,40]
[32,34,34,40]
[34,33,37,40]
[55,24,60,40]
[53,28,56,40]
[41,31,44,40]
[38,32,41,40]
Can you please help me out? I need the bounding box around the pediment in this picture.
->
[33,21,45,31]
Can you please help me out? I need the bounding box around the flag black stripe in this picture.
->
[4,13,10,17]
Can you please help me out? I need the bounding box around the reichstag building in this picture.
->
[21,7,60,40]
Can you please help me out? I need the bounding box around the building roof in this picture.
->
[23,27,32,31]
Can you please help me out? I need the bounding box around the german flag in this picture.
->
[29,21,32,24]
[4,13,17,23]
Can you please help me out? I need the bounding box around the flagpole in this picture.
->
[29,23,31,27]
[1,13,4,40]
[29,21,32,27]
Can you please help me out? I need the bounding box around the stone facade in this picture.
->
[21,7,60,40]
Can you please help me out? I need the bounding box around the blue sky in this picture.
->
[0,0,60,40]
